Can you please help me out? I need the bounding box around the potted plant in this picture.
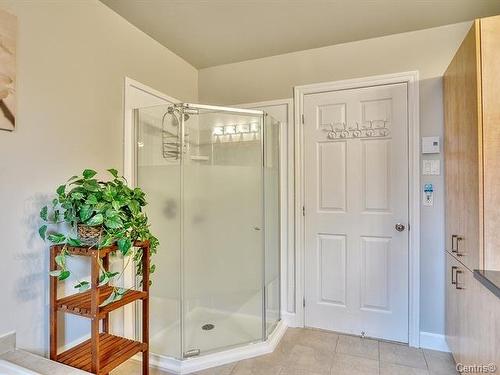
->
[39,168,158,305]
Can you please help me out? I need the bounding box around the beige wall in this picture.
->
[199,22,470,105]
[198,22,472,337]
[0,0,197,354]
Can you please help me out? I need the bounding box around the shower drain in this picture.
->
[202,323,215,331]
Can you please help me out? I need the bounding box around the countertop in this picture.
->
[0,332,89,375]
[473,269,500,299]
[0,350,90,375]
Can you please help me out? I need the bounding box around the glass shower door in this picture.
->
[135,105,182,359]
[181,108,264,356]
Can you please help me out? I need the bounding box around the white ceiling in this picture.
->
[101,0,500,69]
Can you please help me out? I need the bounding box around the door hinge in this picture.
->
[303,297,306,307]
[302,206,305,216]
[301,114,305,124]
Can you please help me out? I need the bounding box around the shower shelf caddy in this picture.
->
[49,241,151,375]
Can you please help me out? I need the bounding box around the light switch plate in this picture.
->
[423,190,434,206]
[423,159,440,175]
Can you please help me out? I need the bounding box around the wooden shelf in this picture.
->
[57,285,147,318]
[57,333,147,374]
[50,241,150,374]
[51,241,149,258]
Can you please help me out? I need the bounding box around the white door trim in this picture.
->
[122,77,180,338]
[294,71,420,347]
[236,99,296,325]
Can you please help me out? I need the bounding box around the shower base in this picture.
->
[184,307,265,354]
[147,309,286,374]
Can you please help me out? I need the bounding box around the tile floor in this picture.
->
[111,328,458,375]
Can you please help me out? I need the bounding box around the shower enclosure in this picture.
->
[134,103,281,361]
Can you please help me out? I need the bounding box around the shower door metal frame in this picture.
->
[262,112,283,338]
[179,106,186,359]
[260,112,267,344]
[179,102,265,116]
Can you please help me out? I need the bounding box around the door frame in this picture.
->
[294,71,420,347]
[122,77,180,338]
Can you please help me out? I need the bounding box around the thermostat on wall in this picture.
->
[422,136,440,154]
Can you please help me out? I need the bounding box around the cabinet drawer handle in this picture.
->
[451,235,457,253]
[456,236,464,257]
[451,266,457,285]
[455,269,464,290]
[452,235,464,256]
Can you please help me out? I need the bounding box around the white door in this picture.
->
[303,83,409,343]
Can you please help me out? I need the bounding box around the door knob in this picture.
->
[395,223,405,232]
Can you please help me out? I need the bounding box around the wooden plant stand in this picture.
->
[49,241,150,375]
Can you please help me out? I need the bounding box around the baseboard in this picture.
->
[0,331,16,355]
[282,312,301,327]
[419,331,450,352]
[144,320,287,374]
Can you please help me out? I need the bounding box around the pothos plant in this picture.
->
[39,168,158,306]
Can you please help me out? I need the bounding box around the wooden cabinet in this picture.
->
[444,14,500,369]
[445,253,499,367]
[444,15,500,272]
[444,20,481,272]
